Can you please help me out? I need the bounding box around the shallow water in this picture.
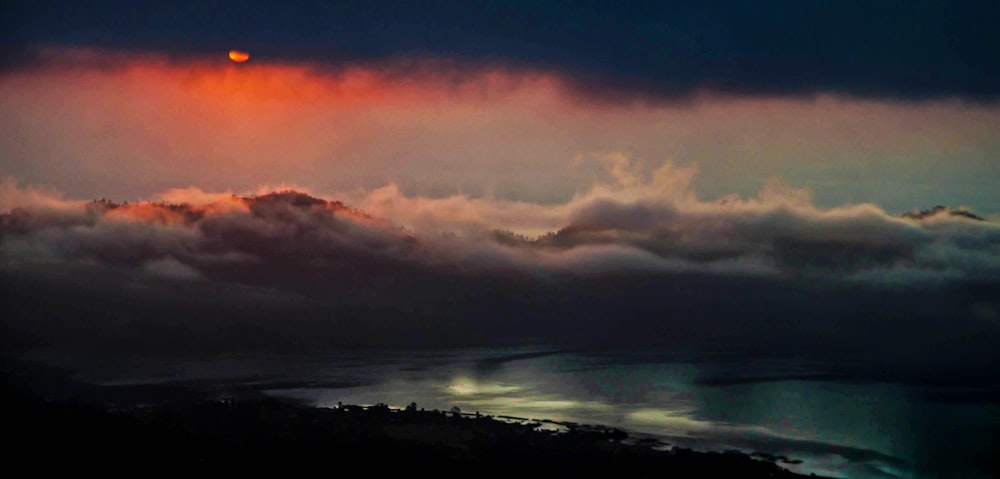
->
[42,347,999,479]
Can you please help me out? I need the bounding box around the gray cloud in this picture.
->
[5,168,997,283]
[1,170,998,371]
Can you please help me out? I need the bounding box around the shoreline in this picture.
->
[3,356,819,477]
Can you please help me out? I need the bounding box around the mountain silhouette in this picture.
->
[900,205,985,221]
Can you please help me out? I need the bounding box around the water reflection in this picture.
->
[446,379,522,397]
[447,376,614,419]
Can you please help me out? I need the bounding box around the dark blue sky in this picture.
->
[3,0,999,100]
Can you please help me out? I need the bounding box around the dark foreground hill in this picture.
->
[2,358,814,478]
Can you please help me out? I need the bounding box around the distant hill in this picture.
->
[1,190,371,232]
[900,205,985,221]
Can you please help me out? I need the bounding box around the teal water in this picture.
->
[49,348,999,479]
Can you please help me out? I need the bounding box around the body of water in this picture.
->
[41,347,999,479]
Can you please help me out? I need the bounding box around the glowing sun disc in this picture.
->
[229,50,250,63]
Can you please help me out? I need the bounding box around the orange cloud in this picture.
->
[2,47,998,216]
[107,203,192,226]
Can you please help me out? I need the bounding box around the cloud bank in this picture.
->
[5,161,998,282]
[2,165,998,372]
